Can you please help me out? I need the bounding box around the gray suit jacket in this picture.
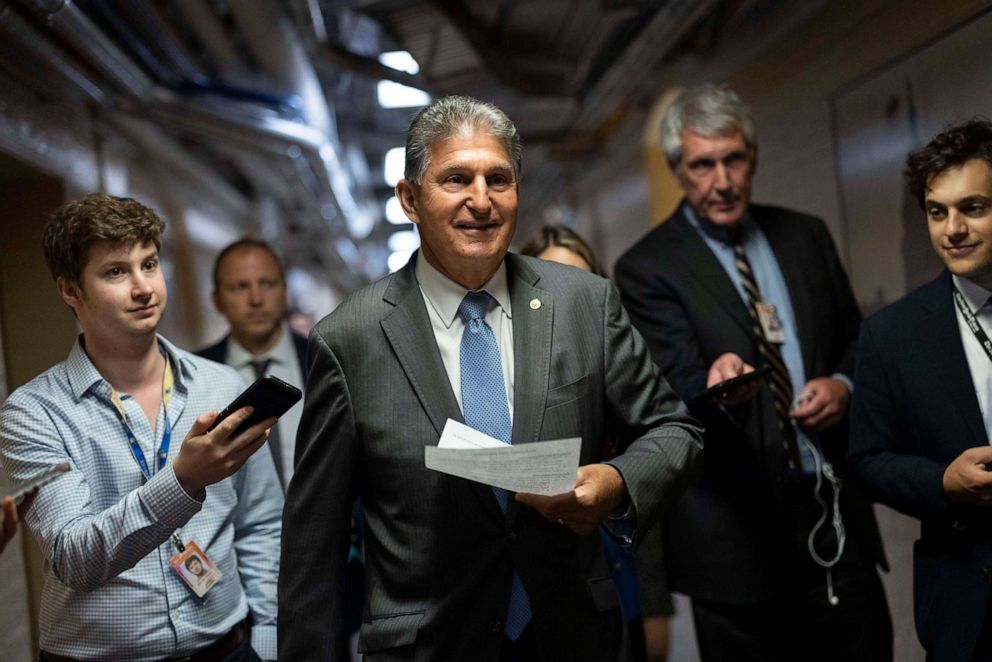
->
[279,252,702,662]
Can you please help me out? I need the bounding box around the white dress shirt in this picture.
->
[416,254,514,417]
[227,323,305,485]
[952,275,992,442]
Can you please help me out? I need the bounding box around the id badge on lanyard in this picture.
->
[110,353,221,596]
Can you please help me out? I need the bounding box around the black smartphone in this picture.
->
[207,376,303,437]
[697,365,773,400]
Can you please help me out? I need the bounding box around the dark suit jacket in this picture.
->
[195,330,309,380]
[849,271,992,660]
[614,203,885,604]
[279,253,703,662]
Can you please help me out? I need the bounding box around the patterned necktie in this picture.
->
[728,232,800,469]
[250,359,286,491]
[457,291,532,641]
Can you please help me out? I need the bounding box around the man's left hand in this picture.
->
[791,377,850,431]
[516,464,627,537]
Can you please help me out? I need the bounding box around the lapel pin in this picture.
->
[529,298,541,310]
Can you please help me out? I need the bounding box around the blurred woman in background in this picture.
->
[520,225,673,662]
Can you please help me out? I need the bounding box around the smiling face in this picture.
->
[674,129,755,226]
[926,158,992,289]
[58,240,167,346]
[396,129,518,289]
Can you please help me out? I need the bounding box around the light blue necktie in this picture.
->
[458,291,532,641]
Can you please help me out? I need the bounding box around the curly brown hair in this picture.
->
[42,194,165,284]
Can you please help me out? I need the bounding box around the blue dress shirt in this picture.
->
[0,336,282,660]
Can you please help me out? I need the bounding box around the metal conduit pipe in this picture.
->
[16,0,153,98]
[142,92,327,154]
[0,1,107,103]
[107,114,250,217]
[227,0,333,135]
[226,0,372,238]
[173,0,247,82]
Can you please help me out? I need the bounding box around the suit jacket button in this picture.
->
[489,619,503,635]
[508,530,518,544]
[981,567,992,583]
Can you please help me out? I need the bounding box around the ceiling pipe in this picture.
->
[142,91,327,154]
[16,0,153,97]
[173,0,248,82]
[108,114,251,217]
[572,0,717,131]
[0,1,107,103]
[228,0,333,135]
[228,0,372,239]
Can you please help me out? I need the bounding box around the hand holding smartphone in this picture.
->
[697,365,773,400]
[207,376,302,438]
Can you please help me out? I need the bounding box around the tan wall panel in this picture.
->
[0,174,72,659]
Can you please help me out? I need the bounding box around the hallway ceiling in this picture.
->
[0,0,821,290]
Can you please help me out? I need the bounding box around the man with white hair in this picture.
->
[615,84,892,661]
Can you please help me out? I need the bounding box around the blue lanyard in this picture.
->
[118,410,171,481]
[110,354,175,482]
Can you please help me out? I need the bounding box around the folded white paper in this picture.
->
[425,419,580,496]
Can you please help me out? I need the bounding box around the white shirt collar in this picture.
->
[953,274,992,313]
[226,322,292,368]
[415,252,512,329]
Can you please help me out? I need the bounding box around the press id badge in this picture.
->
[756,302,786,344]
[170,541,222,597]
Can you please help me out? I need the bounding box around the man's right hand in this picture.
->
[707,352,760,406]
[942,445,992,506]
[172,408,275,497]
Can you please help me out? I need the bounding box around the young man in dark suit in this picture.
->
[614,84,891,661]
[849,119,992,661]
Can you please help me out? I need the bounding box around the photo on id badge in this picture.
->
[171,541,222,597]
[757,302,785,343]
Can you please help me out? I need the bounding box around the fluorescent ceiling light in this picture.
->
[383,147,406,186]
[377,80,430,109]
[388,250,414,272]
[385,196,409,225]
[378,51,420,75]
[388,230,420,252]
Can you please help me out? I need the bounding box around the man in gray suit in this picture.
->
[279,95,703,662]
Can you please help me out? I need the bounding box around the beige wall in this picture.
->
[0,171,70,662]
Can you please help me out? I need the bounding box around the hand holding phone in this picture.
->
[699,366,773,400]
[206,376,302,437]
[174,377,302,495]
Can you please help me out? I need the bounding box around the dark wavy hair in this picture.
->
[906,118,992,207]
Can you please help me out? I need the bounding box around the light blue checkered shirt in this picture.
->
[0,336,282,661]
